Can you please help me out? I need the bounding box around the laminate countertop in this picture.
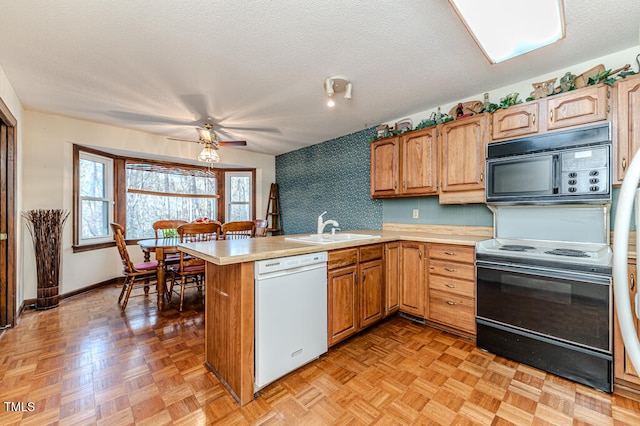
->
[178,230,490,266]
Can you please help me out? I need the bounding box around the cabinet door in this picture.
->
[615,74,640,183]
[359,259,384,329]
[439,115,486,197]
[384,242,400,316]
[546,85,609,131]
[370,137,399,197]
[328,265,358,346]
[399,242,426,317]
[614,262,640,387]
[400,128,438,195]
[491,102,539,141]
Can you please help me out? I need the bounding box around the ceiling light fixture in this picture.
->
[324,76,352,107]
[449,0,565,64]
[197,142,220,164]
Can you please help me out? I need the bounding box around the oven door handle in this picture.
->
[476,261,611,286]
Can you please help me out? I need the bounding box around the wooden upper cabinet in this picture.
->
[370,137,399,197]
[546,84,609,131]
[400,127,438,195]
[491,102,539,141]
[439,114,487,203]
[615,74,640,183]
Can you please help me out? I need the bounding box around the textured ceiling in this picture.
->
[0,1,638,156]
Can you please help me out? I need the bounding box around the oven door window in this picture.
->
[487,155,554,199]
[476,265,610,352]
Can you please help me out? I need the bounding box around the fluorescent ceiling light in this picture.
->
[449,0,565,63]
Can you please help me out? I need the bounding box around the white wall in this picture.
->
[0,63,24,316]
[385,46,640,129]
[21,111,276,298]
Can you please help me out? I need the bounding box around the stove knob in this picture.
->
[589,178,599,184]
[568,187,577,193]
[590,186,600,192]
[589,170,599,176]
[568,179,577,185]
[568,172,578,178]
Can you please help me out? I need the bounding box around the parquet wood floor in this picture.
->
[1,283,640,425]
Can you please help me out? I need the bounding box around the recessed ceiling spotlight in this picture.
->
[324,76,352,107]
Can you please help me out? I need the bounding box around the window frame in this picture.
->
[72,145,256,252]
[224,171,255,222]
[73,146,115,251]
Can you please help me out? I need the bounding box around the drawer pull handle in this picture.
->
[444,251,456,255]
[446,301,456,305]
[444,267,457,272]
[445,284,457,288]
[217,290,229,297]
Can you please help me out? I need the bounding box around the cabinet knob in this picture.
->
[631,273,635,291]
[532,113,536,125]
[550,110,554,121]
[444,267,457,272]
[445,284,457,289]
[623,157,628,171]
[446,301,457,305]
[444,251,456,256]
[480,172,484,182]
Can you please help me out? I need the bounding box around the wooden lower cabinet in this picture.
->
[426,243,476,336]
[384,242,400,316]
[614,260,640,388]
[327,244,384,346]
[399,241,427,317]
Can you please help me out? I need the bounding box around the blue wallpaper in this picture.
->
[276,127,383,235]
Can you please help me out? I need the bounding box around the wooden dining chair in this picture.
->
[253,219,268,237]
[221,221,256,239]
[110,222,158,311]
[168,222,221,311]
[153,219,188,238]
[148,219,188,264]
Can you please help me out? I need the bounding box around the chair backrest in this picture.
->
[221,221,256,239]
[177,222,222,243]
[153,219,188,238]
[111,222,136,273]
[253,219,268,237]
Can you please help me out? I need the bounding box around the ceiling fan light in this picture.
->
[197,127,212,143]
[344,82,352,99]
[197,144,220,163]
[327,95,335,108]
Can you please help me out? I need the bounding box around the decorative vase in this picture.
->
[23,209,69,310]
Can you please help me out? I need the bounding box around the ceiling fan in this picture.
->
[168,123,247,164]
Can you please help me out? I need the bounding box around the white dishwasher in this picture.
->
[254,251,328,391]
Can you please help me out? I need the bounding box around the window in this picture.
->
[78,151,114,245]
[225,171,252,221]
[125,163,218,239]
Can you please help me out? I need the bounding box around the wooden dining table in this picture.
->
[137,237,180,310]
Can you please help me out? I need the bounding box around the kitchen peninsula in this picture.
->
[179,226,490,405]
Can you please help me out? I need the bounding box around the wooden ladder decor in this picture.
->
[265,183,282,236]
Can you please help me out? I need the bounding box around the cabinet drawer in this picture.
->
[429,259,475,281]
[428,244,474,264]
[429,275,475,298]
[360,244,383,263]
[328,248,358,270]
[429,289,475,334]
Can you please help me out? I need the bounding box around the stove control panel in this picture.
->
[559,146,609,195]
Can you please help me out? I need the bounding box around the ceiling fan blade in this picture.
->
[217,141,247,146]
[217,125,281,134]
[167,137,200,144]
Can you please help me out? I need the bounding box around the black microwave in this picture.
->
[485,123,612,205]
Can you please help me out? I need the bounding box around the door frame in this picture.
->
[0,96,17,327]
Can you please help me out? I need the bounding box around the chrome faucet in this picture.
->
[317,211,339,234]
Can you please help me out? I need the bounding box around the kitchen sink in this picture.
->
[285,233,380,245]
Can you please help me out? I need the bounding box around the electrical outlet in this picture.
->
[412,209,419,219]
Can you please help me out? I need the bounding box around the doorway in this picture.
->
[0,97,16,328]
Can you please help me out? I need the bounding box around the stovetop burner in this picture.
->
[545,248,589,257]
[499,244,536,252]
